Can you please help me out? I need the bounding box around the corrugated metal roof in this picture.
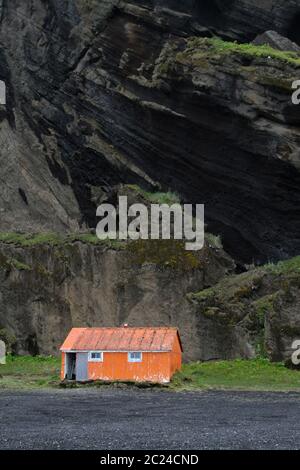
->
[60,327,182,352]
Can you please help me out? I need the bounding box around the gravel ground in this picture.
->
[0,389,299,450]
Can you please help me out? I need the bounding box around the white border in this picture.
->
[128,352,142,363]
[88,351,103,362]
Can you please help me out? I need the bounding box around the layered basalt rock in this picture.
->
[0,1,299,263]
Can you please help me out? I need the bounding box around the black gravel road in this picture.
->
[0,389,299,450]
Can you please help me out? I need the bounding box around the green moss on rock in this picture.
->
[0,252,31,271]
[125,185,180,205]
[257,75,295,91]
[253,294,276,325]
[190,255,300,361]
[127,239,201,271]
[190,287,215,302]
[177,37,300,67]
[34,263,53,278]
[267,256,300,274]
[0,233,63,246]
[0,232,125,249]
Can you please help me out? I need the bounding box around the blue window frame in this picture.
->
[128,352,142,363]
[88,351,103,362]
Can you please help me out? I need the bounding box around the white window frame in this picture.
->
[88,351,103,362]
[128,351,142,363]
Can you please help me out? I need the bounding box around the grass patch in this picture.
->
[266,256,300,274]
[125,185,180,205]
[0,355,61,390]
[1,356,300,391]
[67,234,124,249]
[0,252,32,271]
[205,233,223,249]
[0,233,63,246]
[171,359,300,391]
[177,37,300,67]
[191,255,300,306]
[253,294,276,324]
[0,232,125,249]
[9,259,32,271]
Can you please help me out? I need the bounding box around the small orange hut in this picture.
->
[60,326,182,384]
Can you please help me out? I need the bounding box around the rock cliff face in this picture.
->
[0,1,300,359]
[0,1,299,262]
[189,255,300,364]
[1,236,300,363]
[0,237,234,359]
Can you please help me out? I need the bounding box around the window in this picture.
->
[128,352,142,363]
[88,351,103,362]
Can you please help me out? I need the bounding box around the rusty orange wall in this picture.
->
[170,336,182,376]
[61,352,65,380]
[88,352,171,383]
